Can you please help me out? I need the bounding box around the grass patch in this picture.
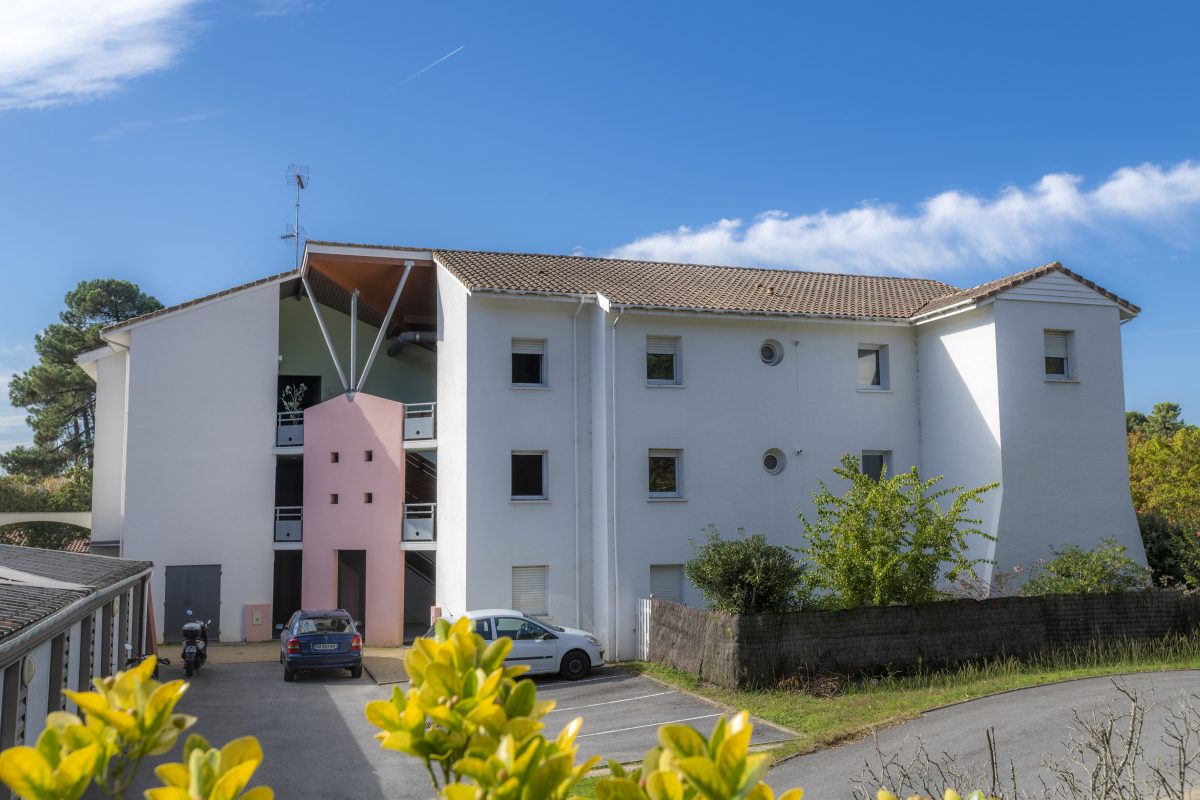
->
[622,632,1200,763]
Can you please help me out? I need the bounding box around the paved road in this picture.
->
[767,670,1200,799]
[115,662,790,799]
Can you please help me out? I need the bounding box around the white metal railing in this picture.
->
[403,503,436,542]
[276,410,304,447]
[404,402,436,441]
[274,506,302,542]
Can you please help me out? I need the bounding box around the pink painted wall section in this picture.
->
[243,604,272,642]
[301,393,407,646]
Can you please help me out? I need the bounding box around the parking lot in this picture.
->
[119,659,792,799]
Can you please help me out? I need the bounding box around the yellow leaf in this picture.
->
[878,791,899,800]
[154,762,191,788]
[777,789,804,800]
[0,747,54,800]
[144,788,191,800]
[944,791,962,800]
[210,760,257,800]
[365,699,402,730]
[217,737,263,776]
[238,787,274,800]
[54,744,99,799]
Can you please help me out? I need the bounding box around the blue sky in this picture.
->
[1,1,1199,453]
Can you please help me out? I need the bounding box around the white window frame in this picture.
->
[648,448,683,499]
[1044,330,1074,381]
[860,450,892,481]
[510,450,548,501]
[511,338,548,388]
[645,336,682,386]
[511,565,549,616]
[857,344,890,390]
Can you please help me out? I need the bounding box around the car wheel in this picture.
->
[350,665,363,679]
[559,650,590,681]
[283,666,296,682]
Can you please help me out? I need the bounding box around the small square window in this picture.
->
[330,493,339,504]
[646,336,681,384]
[364,492,373,504]
[364,450,373,462]
[649,449,682,497]
[858,345,889,388]
[511,452,547,499]
[330,452,340,463]
[1044,330,1073,379]
[512,339,547,386]
[860,451,891,482]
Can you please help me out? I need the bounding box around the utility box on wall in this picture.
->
[243,603,272,642]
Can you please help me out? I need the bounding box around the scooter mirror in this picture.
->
[124,643,133,652]
[186,609,193,616]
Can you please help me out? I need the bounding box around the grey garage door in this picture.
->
[164,565,222,641]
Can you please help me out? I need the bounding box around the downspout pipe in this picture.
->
[571,295,586,628]
[386,331,438,357]
[610,304,625,658]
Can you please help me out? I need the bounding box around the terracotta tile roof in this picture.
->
[102,269,299,334]
[912,261,1141,318]
[434,250,958,319]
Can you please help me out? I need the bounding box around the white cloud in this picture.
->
[0,0,198,111]
[610,162,1200,275]
[92,107,230,141]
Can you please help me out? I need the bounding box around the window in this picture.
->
[511,566,548,616]
[762,448,786,475]
[858,345,888,388]
[1045,330,1073,379]
[363,493,373,504]
[473,618,493,640]
[496,615,550,640]
[648,449,682,498]
[860,451,891,481]
[760,339,784,366]
[330,452,340,463]
[364,450,373,462]
[511,452,547,499]
[330,493,339,504]
[646,336,681,384]
[512,338,547,386]
[650,565,684,604]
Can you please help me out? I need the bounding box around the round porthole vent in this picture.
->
[762,448,786,475]
[759,340,784,366]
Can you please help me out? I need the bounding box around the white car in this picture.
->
[429,609,605,680]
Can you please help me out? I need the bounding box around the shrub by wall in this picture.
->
[646,591,1200,689]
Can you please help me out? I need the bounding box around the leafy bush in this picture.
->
[1139,512,1200,588]
[684,526,808,614]
[1128,426,1200,533]
[1019,537,1149,596]
[0,656,270,800]
[797,455,996,610]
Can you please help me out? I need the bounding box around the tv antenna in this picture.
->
[281,164,309,269]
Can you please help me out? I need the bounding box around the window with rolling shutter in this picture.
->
[1044,330,1072,379]
[646,336,681,384]
[650,565,684,604]
[512,339,547,386]
[512,566,548,616]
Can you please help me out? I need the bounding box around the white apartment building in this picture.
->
[79,242,1144,657]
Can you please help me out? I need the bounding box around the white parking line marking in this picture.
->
[546,691,674,714]
[538,674,633,689]
[577,713,721,738]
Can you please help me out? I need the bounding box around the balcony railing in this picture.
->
[404,403,436,441]
[274,506,302,542]
[276,410,304,447]
[403,503,436,542]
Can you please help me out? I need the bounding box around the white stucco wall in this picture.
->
[461,294,594,628]
[435,265,470,616]
[916,306,1004,576]
[991,295,1144,568]
[121,284,280,641]
[90,349,129,545]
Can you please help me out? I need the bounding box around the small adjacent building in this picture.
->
[0,545,153,747]
[78,243,1145,657]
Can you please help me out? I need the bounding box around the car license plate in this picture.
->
[312,643,338,651]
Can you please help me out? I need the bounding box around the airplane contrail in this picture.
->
[397,45,465,87]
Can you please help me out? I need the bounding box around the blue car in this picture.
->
[279,609,363,681]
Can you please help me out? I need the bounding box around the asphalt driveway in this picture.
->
[766,670,1200,799]
[116,661,791,799]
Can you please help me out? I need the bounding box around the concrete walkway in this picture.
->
[200,640,410,684]
[766,670,1200,799]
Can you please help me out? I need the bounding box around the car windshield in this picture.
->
[297,616,353,634]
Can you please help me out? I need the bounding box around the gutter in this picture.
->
[0,567,151,665]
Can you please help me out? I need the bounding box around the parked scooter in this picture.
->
[123,643,171,680]
[181,609,210,677]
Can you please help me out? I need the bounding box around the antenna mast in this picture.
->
[282,164,310,269]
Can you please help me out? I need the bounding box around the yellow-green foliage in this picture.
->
[146,734,272,800]
[877,791,996,800]
[597,712,800,800]
[0,656,269,800]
